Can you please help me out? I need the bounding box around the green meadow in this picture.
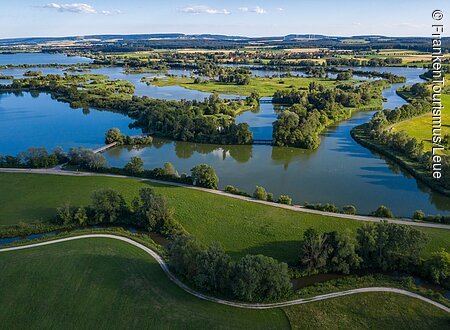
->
[1,173,448,264]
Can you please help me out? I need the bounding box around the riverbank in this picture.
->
[351,124,450,197]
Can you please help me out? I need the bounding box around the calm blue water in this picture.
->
[0,54,448,216]
[0,92,137,154]
[0,53,92,66]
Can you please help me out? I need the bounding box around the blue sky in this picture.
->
[1,0,448,39]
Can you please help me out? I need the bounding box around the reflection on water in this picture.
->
[0,92,137,154]
[104,66,450,216]
[1,55,448,216]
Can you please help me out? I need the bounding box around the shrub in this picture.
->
[371,205,393,218]
[342,205,357,215]
[277,195,293,205]
[191,164,218,189]
[253,186,268,201]
[225,185,251,197]
[413,210,425,221]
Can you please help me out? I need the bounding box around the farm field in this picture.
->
[393,93,450,154]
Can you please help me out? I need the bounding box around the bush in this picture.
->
[413,210,425,220]
[225,185,251,197]
[342,205,356,215]
[253,186,268,201]
[191,164,218,189]
[304,203,338,213]
[277,195,293,205]
[371,205,393,218]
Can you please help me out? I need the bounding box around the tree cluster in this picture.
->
[53,187,183,236]
[168,235,292,302]
[272,82,382,149]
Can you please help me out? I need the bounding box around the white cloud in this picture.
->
[42,3,121,15]
[179,5,231,15]
[276,8,284,12]
[239,6,267,14]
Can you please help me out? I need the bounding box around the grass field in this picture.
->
[145,76,348,97]
[0,173,449,264]
[393,93,449,154]
[284,292,450,329]
[0,237,448,329]
[0,238,288,329]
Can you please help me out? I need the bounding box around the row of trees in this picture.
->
[53,187,182,236]
[168,235,292,302]
[0,147,67,168]
[366,97,450,190]
[325,57,402,67]
[299,223,449,288]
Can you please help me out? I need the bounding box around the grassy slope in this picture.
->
[146,76,345,97]
[393,93,449,154]
[0,238,288,329]
[1,173,449,264]
[284,292,450,329]
[1,238,448,329]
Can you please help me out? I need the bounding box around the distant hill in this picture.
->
[0,33,447,52]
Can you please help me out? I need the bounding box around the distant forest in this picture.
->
[1,33,448,52]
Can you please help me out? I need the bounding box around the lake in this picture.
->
[0,53,448,216]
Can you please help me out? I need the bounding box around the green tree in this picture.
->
[105,128,125,144]
[191,164,218,189]
[133,188,177,234]
[194,242,232,293]
[299,228,331,273]
[55,202,73,225]
[124,156,144,174]
[90,189,128,224]
[73,206,88,226]
[327,230,361,274]
[168,235,205,278]
[163,162,178,176]
[424,249,450,286]
[371,205,393,218]
[231,254,292,302]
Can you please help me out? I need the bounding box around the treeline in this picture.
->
[272,81,383,149]
[168,235,292,302]
[0,147,67,168]
[298,223,449,288]
[326,57,403,67]
[0,74,253,145]
[366,96,450,190]
[52,187,183,236]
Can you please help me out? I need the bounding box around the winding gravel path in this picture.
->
[1,234,448,313]
[1,168,449,230]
